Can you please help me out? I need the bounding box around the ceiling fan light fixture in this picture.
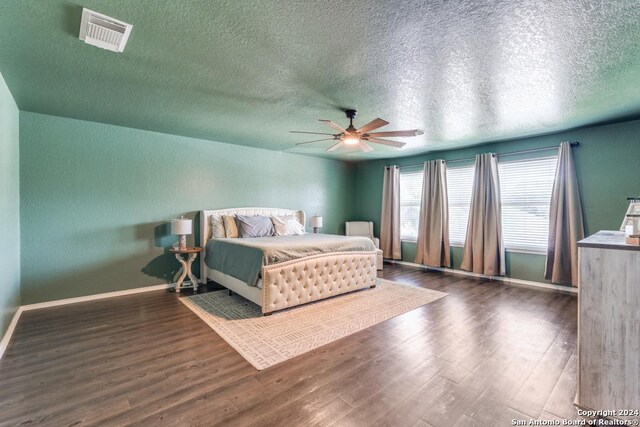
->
[291,109,420,153]
[343,134,360,145]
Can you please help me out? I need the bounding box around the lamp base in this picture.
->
[313,227,320,234]
[179,234,187,250]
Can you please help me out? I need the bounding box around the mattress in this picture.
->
[205,234,376,287]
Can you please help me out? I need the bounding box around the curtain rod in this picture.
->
[393,142,580,169]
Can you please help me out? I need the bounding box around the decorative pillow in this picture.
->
[210,215,226,239]
[222,215,239,238]
[236,215,275,238]
[272,216,305,236]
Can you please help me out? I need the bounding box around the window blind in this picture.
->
[400,170,423,241]
[498,156,557,252]
[447,164,475,245]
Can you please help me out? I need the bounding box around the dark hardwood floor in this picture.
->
[0,264,578,426]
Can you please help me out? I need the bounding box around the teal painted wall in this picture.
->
[19,112,357,304]
[356,119,640,283]
[0,71,20,336]
[15,109,640,304]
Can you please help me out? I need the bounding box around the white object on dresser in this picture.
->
[576,231,640,422]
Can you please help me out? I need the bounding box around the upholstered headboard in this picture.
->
[199,207,306,284]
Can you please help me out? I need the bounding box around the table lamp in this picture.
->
[171,216,192,250]
[309,215,323,234]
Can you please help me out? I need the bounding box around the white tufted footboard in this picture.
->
[261,251,377,314]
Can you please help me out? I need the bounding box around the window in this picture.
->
[498,156,557,253]
[400,170,423,241]
[447,164,475,245]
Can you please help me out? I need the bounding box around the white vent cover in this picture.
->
[79,8,132,53]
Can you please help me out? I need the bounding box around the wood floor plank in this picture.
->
[508,319,577,418]
[375,374,470,427]
[491,407,532,427]
[542,350,578,419]
[453,415,488,427]
[126,395,239,427]
[463,315,566,424]
[332,357,449,426]
[0,264,578,426]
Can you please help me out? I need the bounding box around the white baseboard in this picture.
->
[388,260,577,295]
[0,307,23,360]
[20,283,172,311]
[0,283,172,359]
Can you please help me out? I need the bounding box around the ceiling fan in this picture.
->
[291,109,423,152]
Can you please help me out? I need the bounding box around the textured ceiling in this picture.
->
[0,1,639,160]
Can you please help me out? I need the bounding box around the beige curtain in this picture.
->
[461,153,505,276]
[545,142,584,286]
[415,160,450,267]
[380,165,401,259]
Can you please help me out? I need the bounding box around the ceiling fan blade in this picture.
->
[319,120,347,133]
[358,141,374,152]
[356,118,389,133]
[327,141,345,152]
[365,129,423,138]
[289,131,336,135]
[295,138,335,146]
[365,137,407,148]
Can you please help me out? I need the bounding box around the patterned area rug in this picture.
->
[179,278,447,370]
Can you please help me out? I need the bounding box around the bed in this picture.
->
[199,208,378,315]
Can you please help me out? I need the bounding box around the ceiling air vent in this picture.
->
[79,8,133,53]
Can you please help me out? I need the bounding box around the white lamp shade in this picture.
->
[309,216,323,228]
[171,218,192,235]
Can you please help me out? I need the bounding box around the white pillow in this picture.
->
[271,216,305,236]
[209,215,226,239]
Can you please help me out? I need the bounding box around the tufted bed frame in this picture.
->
[200,208,377,315]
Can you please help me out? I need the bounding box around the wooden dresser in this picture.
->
[577,231,640,421]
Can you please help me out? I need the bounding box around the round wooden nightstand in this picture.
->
[169,247,203,293]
